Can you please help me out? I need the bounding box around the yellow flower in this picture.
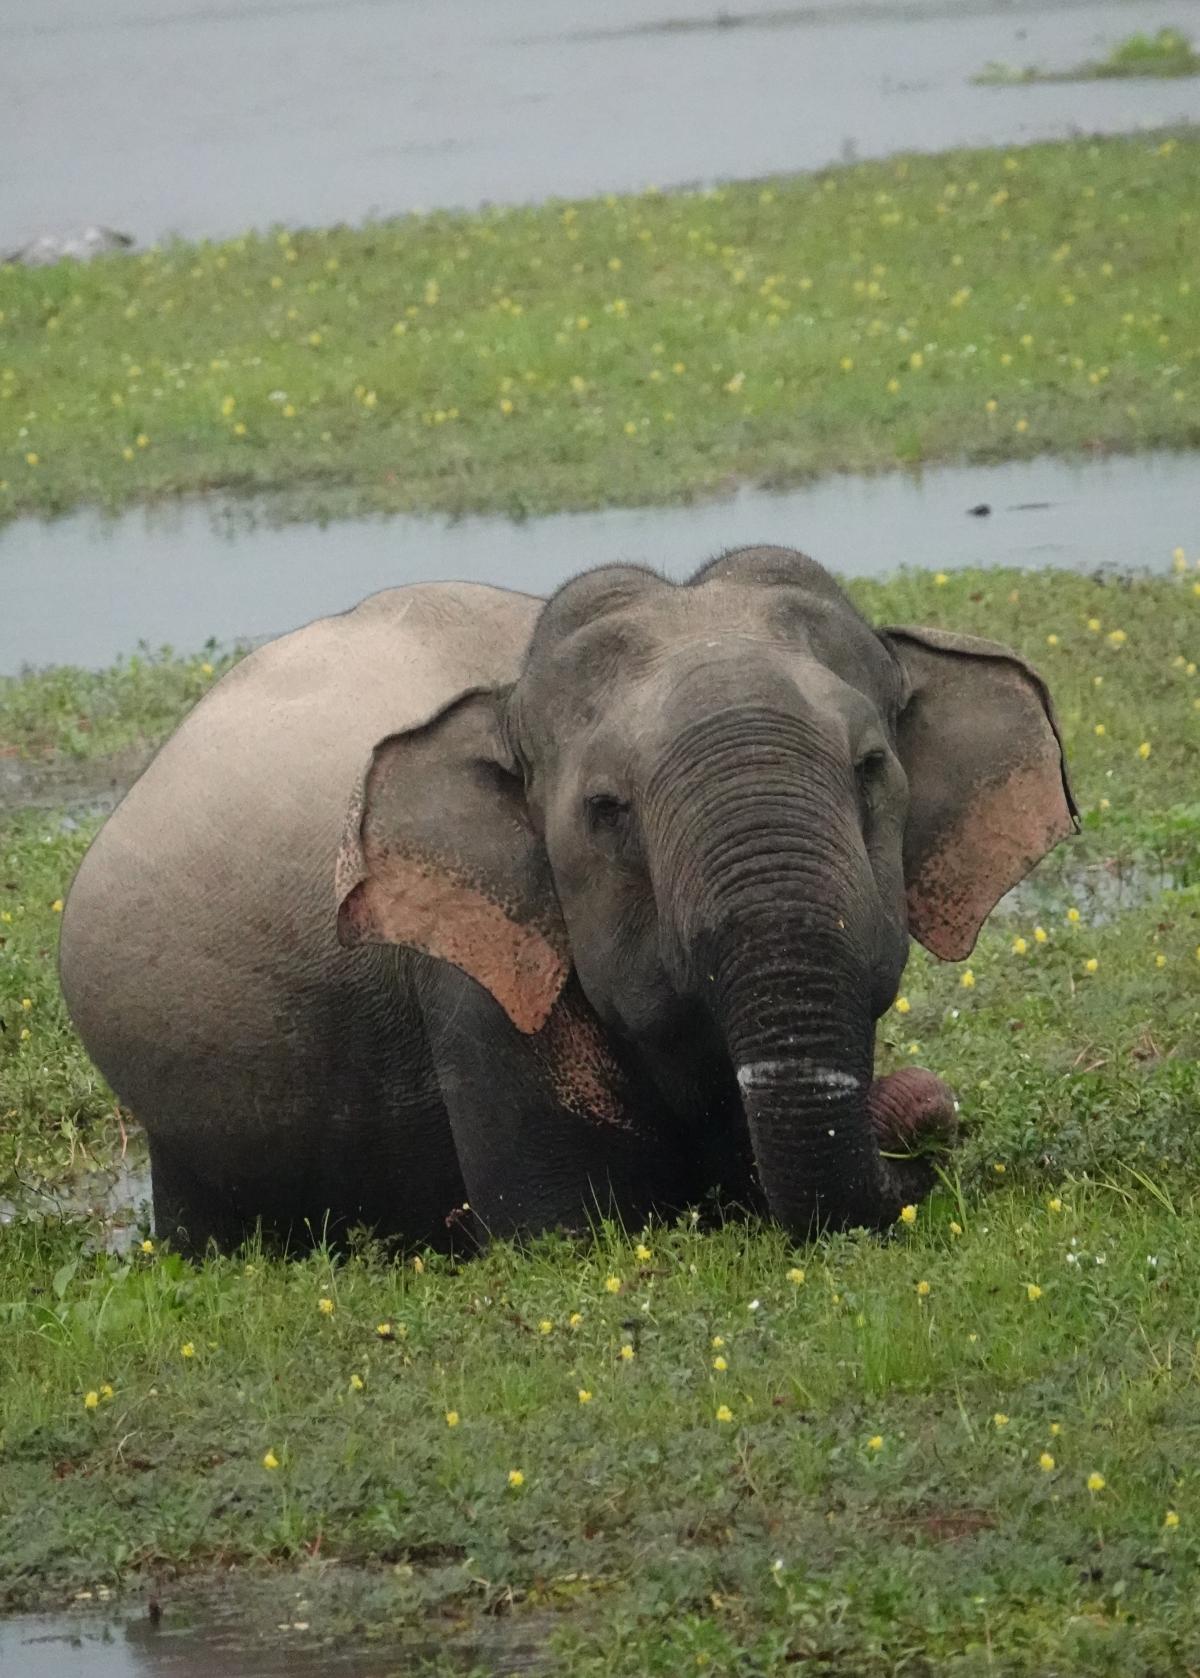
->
[867,1435,884,1451]
[1026,1283,1043,1302]
[619,1343,635,1361]
[318,1296,334,1314]
[894,996,911,1014]
[376,1322,393,1338]
[1164,1509,1180,1528]
[909,351,924,370]
[934,572,948,586]
[498,397,514,416]
[411,1255,425,1274]
[1137,741,1151,760]
[140,1238,155,1254]
[886,377,901,394]
[1087,617,1102,632]
[349,1374,364,1391]
[711,1335,725,1349]
[282,404,296,418]
[1094,724,1106,737]
[1087,1471,1106,1493]
[538,1319,553,1335]
[578,1389,593,1404]
[1066,908,1081,924]
[25,452,39,466]
[263,1449,280,1470]
[1039,1452,1056,1472]
[994,1413,1009,1428]
[715,1405,734,1423]
[960,970,975,989]
[1046,634,1059,647]
[623,420,638,436]
[100,1383,114,1401]
[137,434,149,448]
[232,422,247,437]
[507,1469,525,1488]
[1011,937,1028,955]
[1083,958,1098,974]
[786,1267,806,1285]
[985,399,998,414]
[20,998,32,1011]
[1015,418,1029,433]
[1106,629,1127,648]
[949,1221,963,1236]
[1034,926,1048,944]
[445,1410,460,1427]
[84,1390,99,1409]
[839,356,854,372]
[713,1355,728,1371]
[916,1280,931,1297]
[1049,1422,1061,1436]
[568,1312,583,1328]
[635,1244,652,1262]
[898,1204,917,1226]
[604,1276,621,1294]
[180,1342,195,1359]
[1048,1197,1063,1213]
[220,395,236,416]
[993,1161,1006,1175]
[1155,953,1167,968]
[51,899,63,913]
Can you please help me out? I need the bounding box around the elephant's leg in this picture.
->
[147,1131,246,1256]
[423,969,685,1243]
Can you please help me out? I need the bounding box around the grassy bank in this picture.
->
[2,132,1199,528]
[1,567,1199,1671]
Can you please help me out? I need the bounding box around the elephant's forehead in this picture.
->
[541,577,893,698]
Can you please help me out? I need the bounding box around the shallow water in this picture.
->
[0,1152,153,1253]
[3,0,1197,246]
[0,1607,542,1676]
[2,450,1197,672]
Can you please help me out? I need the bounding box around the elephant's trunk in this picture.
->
[647,698,903,1237]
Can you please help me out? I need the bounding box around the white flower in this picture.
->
[1094,1254,1106,1267]
[748,1299,761,1312]
[1066,1253,1078,1266]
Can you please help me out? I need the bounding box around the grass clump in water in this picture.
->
[976,27,1200,85]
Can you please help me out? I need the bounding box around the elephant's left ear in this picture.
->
[881,626,1078,961]
[336,689,571,1035]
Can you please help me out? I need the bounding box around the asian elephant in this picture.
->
[59,547,1076,1255]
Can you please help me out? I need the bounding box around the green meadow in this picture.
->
[2,564,1198,1672]
[2,131,1199,529]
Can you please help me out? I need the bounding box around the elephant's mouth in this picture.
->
[867,1065,959,1154]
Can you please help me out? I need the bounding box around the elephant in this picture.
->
[59,547,1076,1255]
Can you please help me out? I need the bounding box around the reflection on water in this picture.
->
[2,450,1196,672]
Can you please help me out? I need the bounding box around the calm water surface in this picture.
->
[1,451,1196,671]
[4,0,1198,246]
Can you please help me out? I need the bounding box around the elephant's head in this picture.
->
[337,549,1076,1236]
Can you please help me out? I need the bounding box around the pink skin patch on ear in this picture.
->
[339,856,567,1035]
[867,1066,958,1150]
[907,761,1076,961]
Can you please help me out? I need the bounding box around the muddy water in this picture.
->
[3,450,1197,673]
[4,0,1197,247]
[0,1607,541,1676]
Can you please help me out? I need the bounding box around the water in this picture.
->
[0,1606,542,1676]
[3,0,1197,247]
[0,1152,153,1253]
[2,450,1196,673]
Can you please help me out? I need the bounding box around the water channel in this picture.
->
[3,450,1196,672]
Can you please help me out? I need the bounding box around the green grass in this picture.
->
[1,567,1199,1671]
[2,131,1199,530]
[977,29,1200,85]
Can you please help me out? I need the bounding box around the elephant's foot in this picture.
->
[868,1066,958,1153]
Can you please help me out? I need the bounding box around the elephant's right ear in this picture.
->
[336,690,570,1035]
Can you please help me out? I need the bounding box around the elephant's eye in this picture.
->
[585,793,631,834]
[854,749,887,819]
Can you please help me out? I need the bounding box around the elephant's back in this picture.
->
[59,581,540,1135]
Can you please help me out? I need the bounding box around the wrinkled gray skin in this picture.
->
[60,548,1075,1254]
